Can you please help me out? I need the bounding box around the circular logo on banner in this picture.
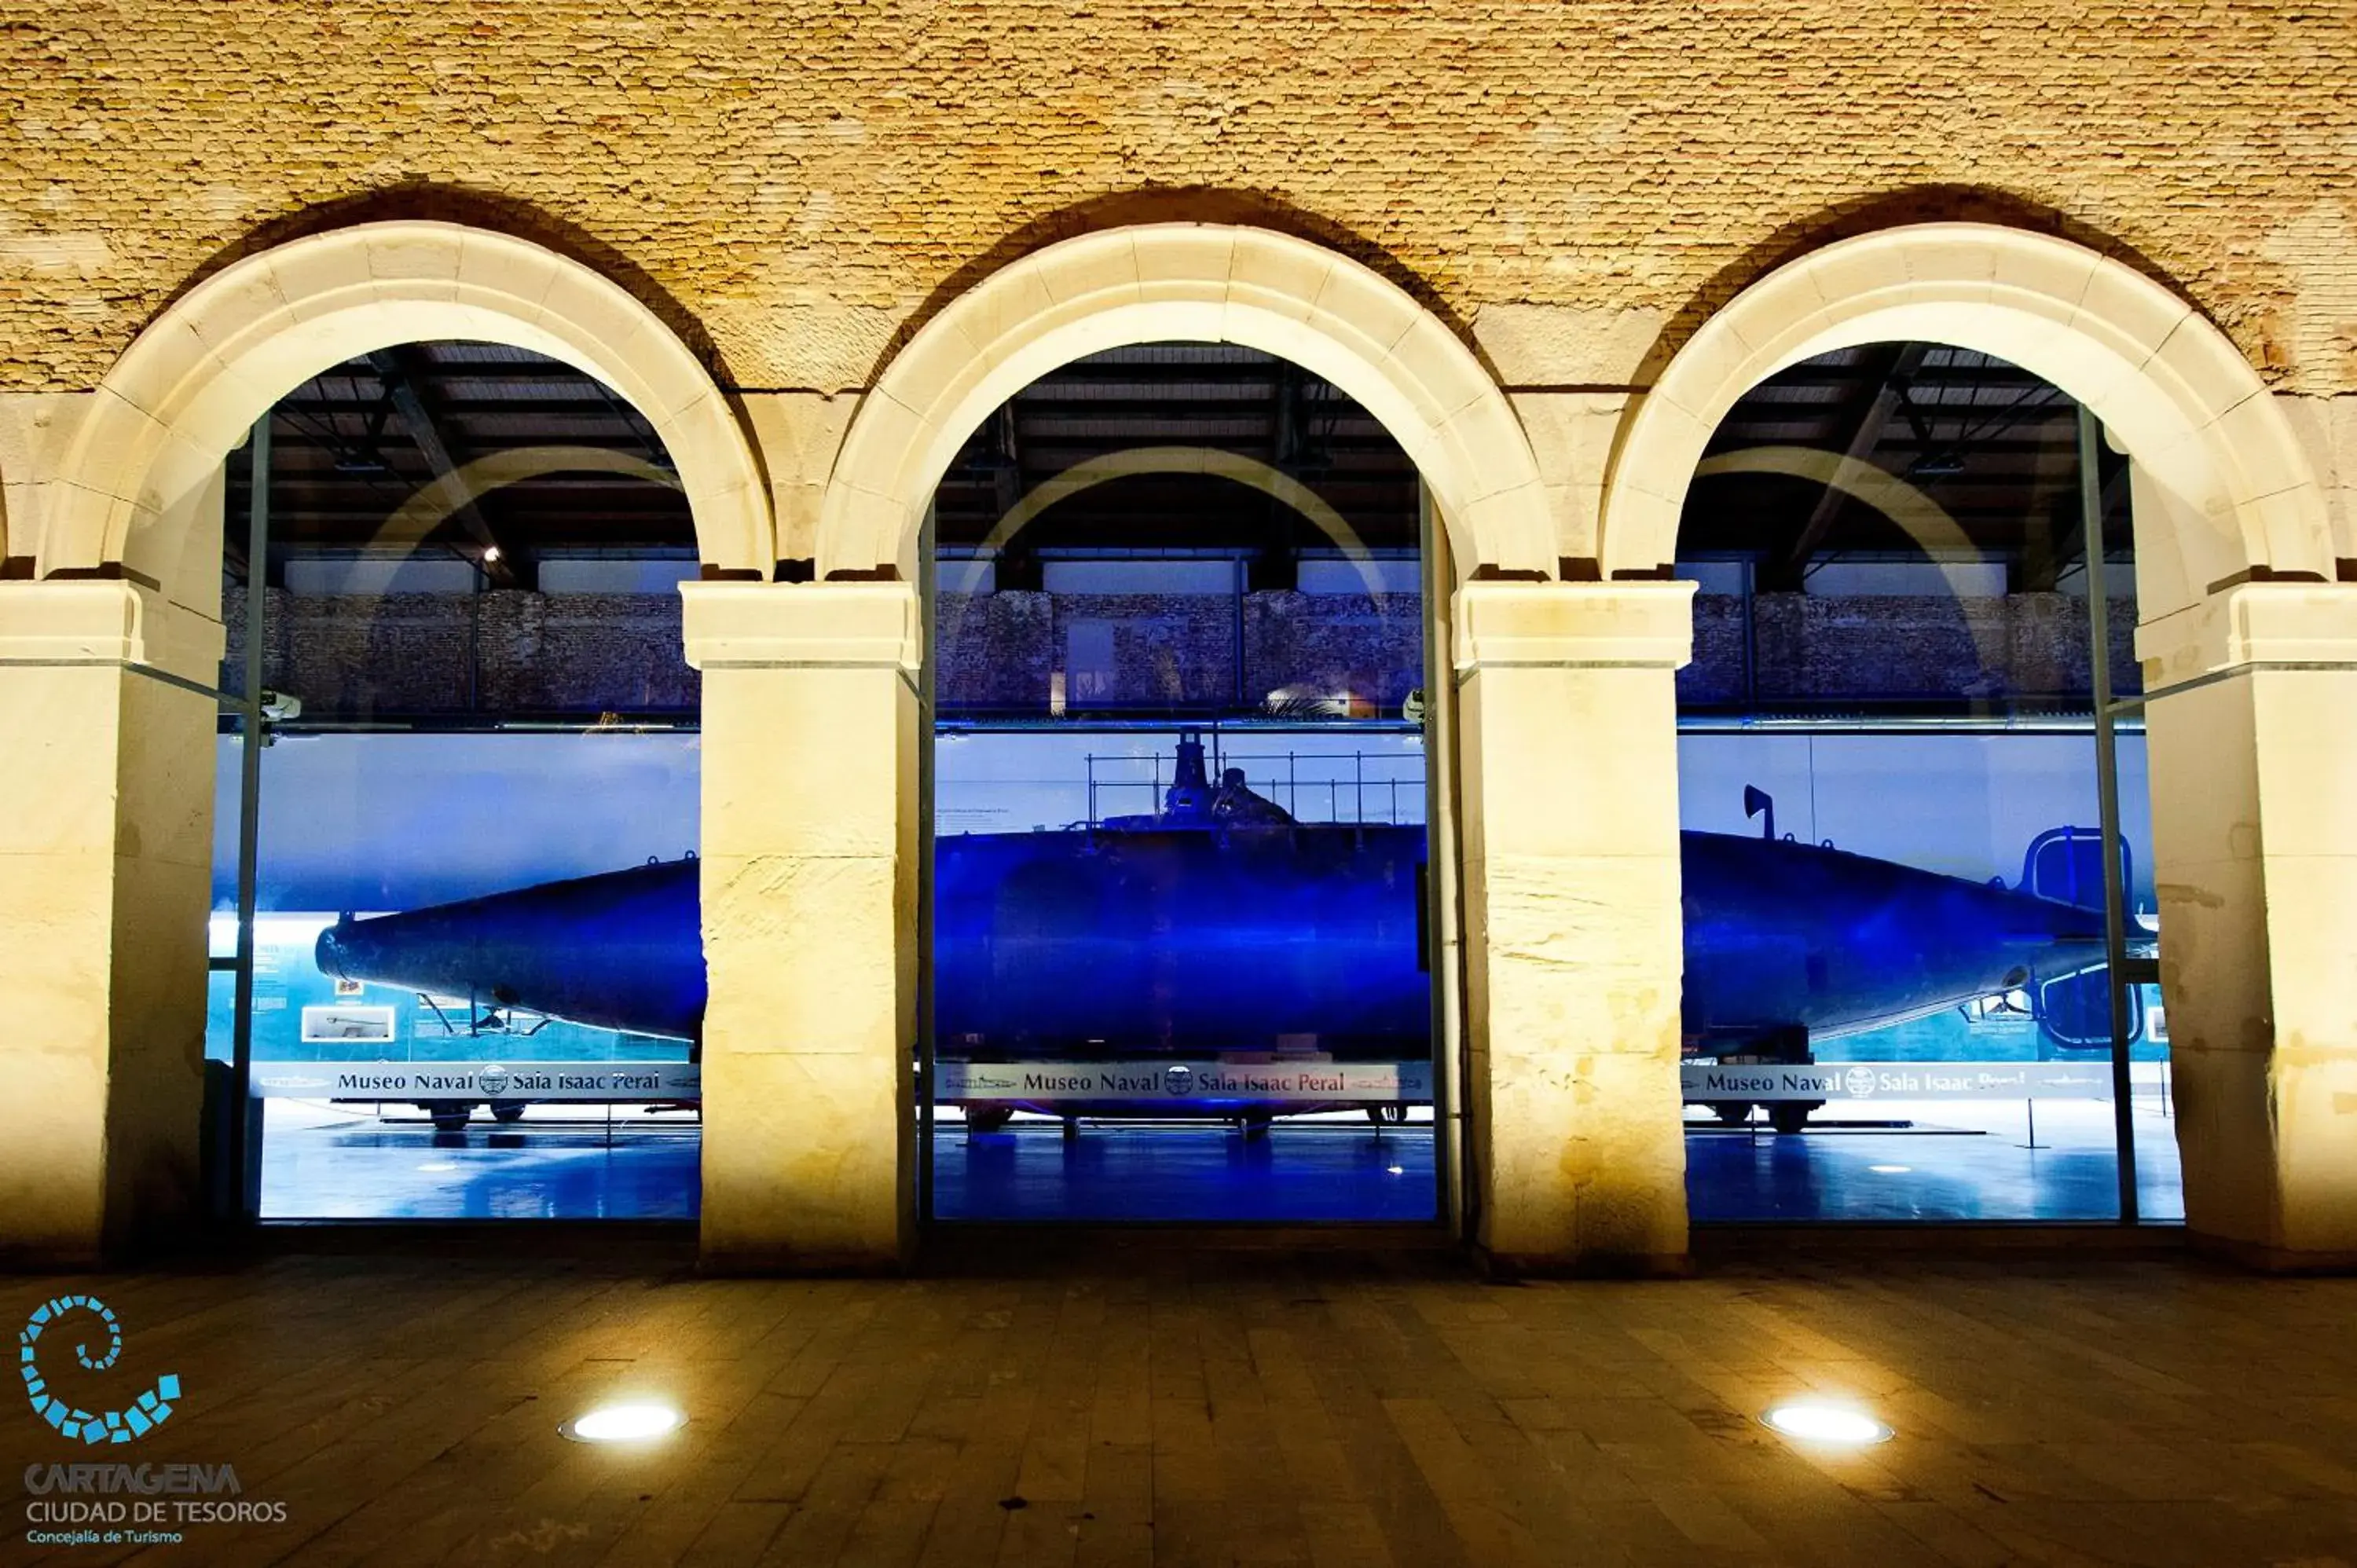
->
[1843,1066,1879,1099]
[478,1064,511,1096]
[1162,1065,1194,1097]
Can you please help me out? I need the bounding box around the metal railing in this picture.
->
[1083,746,1426,826]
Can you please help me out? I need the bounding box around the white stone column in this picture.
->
[683,580,920,1271]
[2139,581,2357,1267]
[1453,579,1695,1273]
[0,581,222,1265]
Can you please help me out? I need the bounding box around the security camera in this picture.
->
[259,689,302,723]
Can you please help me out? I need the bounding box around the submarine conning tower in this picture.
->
[1164,731,1214,820]
[1097,731,1296,832]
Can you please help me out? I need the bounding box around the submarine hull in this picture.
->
[315,829,2111,1115]
[314,860,706,1043]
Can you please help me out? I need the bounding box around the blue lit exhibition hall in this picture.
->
[202,338,2192,1236]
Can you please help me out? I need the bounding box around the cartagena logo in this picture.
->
[20,1295,181,1445]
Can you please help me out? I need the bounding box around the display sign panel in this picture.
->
[251,1061,700,1100]
[1683,1061,2116,1102]
[937,1060,1432,1104]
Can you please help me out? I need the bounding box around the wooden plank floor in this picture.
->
[6,1243,2356,1566]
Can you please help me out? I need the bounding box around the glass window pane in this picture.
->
[1677,344,2171,1222]
[926,345,1439,1222]
[217,343,703,1220]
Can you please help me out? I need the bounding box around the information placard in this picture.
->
[251,1061,700,1101]
[936,1061,1433,1103]
[1682,1061,2116,1102]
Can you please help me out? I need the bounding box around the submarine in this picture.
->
[314,733,2113,1133]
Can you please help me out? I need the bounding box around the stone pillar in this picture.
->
[1454,579,1695,1274]
[0,581,222,1266]
[683,579,919,1271]
[2140,581,2357,1268]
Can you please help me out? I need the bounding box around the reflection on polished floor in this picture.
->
[258,1101,700,1221]
[933,1116,1440,1223]
[1686,1101,2187,1223]
[9,1244,2354,1566]
[255,1100,2190,1226]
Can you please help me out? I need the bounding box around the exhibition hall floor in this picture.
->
[258,1101,702,1221]
[257,1103,2187,1224]
[1685,1099,2187,1222]
[9,1243,2355,1566]
[932,1118,1441,1222]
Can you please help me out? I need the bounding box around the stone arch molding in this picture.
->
[1599,222,2333,623]
[45,220,772,597]
[971,445,1378,573]
[816,224,1556,582]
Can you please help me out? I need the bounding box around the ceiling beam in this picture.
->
[992,402,1025,518]
[365,348,523,588]
[2030,452,2133,592]
[1766,342,1933,587]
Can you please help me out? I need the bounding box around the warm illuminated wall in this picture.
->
[2,5,2352,405]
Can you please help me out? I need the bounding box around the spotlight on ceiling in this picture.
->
[1761,1401,1892,1447]
[482,545,504,564]
[560,1401,684,1445]
[1868,1164,1912,1174]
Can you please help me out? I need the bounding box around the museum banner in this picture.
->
[934,1061,1433,1103]
[1682,1061,2117,1102]
[249,1062,700,1100]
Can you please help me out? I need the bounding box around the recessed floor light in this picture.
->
[1868,1164,1912,1174]
[416,1162,460,1173]
[1761,1401,1892,1446]
[561,1402,684,1444]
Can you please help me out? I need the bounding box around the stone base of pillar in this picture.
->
[1475,1247,1693,1280]
[2189,1233,2357,1275]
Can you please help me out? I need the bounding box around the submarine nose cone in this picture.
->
[314,919,365,981]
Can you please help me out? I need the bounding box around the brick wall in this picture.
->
[1681,592,2142,709]
[2,3,2352,398]
[225,587,2125,720]
[225,590,701,720]
[938,590,1425,715]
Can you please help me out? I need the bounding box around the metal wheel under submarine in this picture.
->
[315,734,2117,1134]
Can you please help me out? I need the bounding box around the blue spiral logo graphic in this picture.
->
[19,1295,181,1445]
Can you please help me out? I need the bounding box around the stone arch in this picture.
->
[44,220,771,597]
[375,447,683,548]
[1599,222,2332,623]
[1692,445,1981,570]
[1695,443,2003,669]
[949,445,1386,597]
[815,224,1553,582]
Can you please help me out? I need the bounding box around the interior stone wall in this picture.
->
[222,589,702,718]
[223,587,2133,720]
[1680,592,2143,708]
